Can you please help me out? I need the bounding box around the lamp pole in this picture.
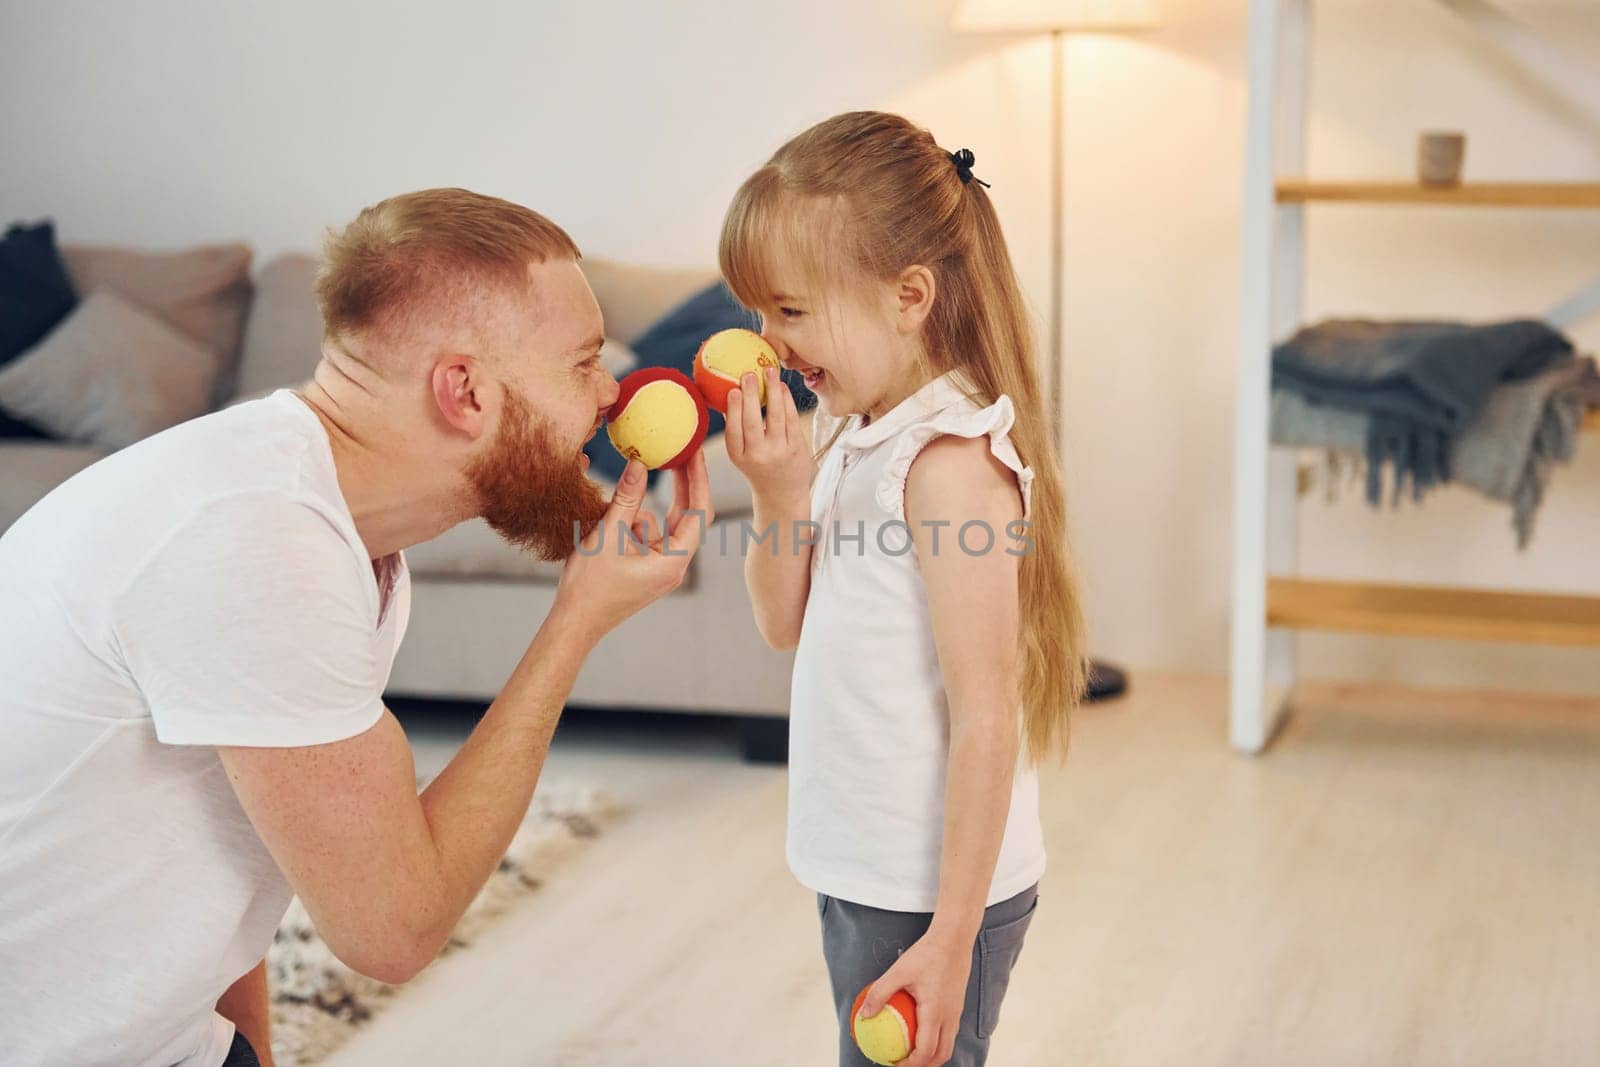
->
[1048,28,1128,704]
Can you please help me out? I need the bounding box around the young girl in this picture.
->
[718,111,1089,1067]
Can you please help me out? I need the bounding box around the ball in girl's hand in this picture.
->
[605,368,709,471]
[693,328,781,414]
[851,985,917,1066]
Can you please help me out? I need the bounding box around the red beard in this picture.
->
[467,387,609,562]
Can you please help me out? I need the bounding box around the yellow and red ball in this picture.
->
[605,367,709,471]
[851,985,918,1066]
[693,328,780,414]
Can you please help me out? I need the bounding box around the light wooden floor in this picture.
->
[322,674,1600,1067]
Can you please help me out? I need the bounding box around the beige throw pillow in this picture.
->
[0,288,220,449]
[62,242,253,400]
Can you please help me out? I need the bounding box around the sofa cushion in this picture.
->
[233,254,323,401]
[0,441,108,533]
[0,289,221,450]
[62,242,252,405]
[0,221,78,440]
[0,408,50,440]
[1,221,78,365]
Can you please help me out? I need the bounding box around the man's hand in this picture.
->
[552,451,714,642]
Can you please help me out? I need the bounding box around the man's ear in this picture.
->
[430,354,489,438]
[895,265,936,334]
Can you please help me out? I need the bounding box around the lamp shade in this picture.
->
[952,0,1161,32]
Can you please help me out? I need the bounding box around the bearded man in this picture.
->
[0,188,712,1067]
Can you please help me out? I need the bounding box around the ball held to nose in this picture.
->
[604,367,709,471]
[693,327,780,414]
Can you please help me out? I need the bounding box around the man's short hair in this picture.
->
[316,187,580,346]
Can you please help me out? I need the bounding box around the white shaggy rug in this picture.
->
[266,782,624,1067]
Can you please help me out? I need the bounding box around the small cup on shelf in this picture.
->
[1418,131,1466,187]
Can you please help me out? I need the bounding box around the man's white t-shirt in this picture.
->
[0,390,410,1067]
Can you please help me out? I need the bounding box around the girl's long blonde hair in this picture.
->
[719,110,1089,763]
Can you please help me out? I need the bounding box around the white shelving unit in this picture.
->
[1229,0,1600,753]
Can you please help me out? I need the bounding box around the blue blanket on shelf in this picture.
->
[1271,318,1573,504]
[1271,355,1598,549]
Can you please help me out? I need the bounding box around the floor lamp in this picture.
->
[953,0,1161,703]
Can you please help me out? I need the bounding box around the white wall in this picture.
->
[3,0,1597,694]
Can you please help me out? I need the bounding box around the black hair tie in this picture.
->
[948,148,991,188]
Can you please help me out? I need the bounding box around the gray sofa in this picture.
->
[1,248,799,756]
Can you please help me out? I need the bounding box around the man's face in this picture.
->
[467,259,620,561]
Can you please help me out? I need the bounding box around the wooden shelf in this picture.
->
[1276,180,1600,208]
[1231,3,1600,752]
[1267,578,1600,647]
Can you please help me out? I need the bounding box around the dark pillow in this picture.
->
[0,221,79,439]
[0,409,52,438]
[584,281,816,485]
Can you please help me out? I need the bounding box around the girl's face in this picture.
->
[757,273,922,422]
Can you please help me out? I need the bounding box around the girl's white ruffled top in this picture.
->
[788,369,1045,913]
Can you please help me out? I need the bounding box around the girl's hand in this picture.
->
[724,367,811,505]
[856,927,972,1067]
